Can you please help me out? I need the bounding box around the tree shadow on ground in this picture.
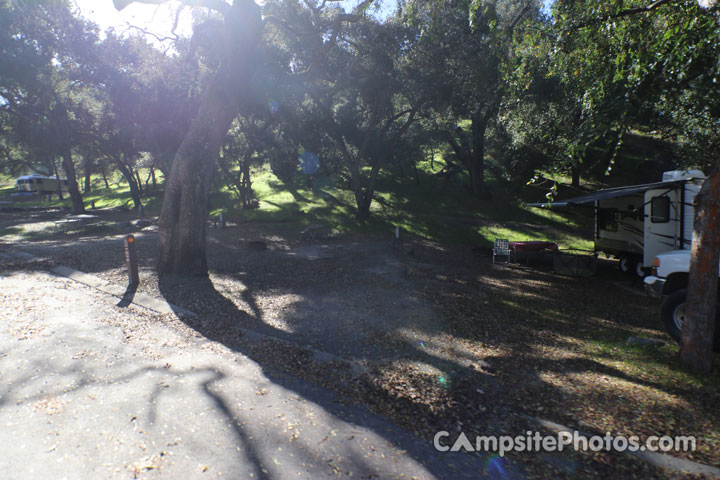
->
[157,273,515,479]
[4,212,720,477]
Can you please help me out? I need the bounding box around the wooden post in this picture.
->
[124,234,140,287]
[393,226,403,250]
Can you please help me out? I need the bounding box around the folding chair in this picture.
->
[492,238,512,264]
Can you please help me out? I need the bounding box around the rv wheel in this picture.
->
[660,289,720,351]
[618,255,631,274]
[634,259,646,278]
[660,289,686,343]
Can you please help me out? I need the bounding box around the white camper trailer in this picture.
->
[15,174,69,194]
[528,170,705,276]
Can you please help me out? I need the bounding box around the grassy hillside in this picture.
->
[7,148,679,251]
[204,158,595,250]
[0,171,166,212]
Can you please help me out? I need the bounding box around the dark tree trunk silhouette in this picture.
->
[114,158,143,209]
[61,148,85,214]
[681,162,720,372]
[445,107,493,198]
[101,163,111,189]
[135,170,144,196]
[83,150,93,194]
[51,156,64,200]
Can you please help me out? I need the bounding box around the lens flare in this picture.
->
[485,455,507,477]
[298,150,320,175]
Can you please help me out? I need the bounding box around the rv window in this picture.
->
[651,196,670,223]
[598,209,618,232]
[36,178,43,184]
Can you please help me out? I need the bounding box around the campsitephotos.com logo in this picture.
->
[434,430,696,457]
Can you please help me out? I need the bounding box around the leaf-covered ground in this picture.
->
[3,207,719,479]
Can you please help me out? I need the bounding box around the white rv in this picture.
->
[529,170,705,276]
[15,174,69,194]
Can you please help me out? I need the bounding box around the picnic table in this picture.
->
[509,241,558,264]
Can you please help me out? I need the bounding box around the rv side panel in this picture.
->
[643,188,681,266]
[682,183,701,249]
[595,194,645,257]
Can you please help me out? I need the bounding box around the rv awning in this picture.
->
[526,180,687,208]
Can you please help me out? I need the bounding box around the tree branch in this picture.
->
[122,25,178,43]
[301,0,343,14]
[509,4,531,33]
[573,0,672,30]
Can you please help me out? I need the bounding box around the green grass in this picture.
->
[584,337,720,393]
[208,164,364,233]
[1,160,596,248]
[0,170,165,212]
[200,158,597,249]
[476,224,593,250]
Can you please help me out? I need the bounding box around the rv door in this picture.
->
[643,189,680,267]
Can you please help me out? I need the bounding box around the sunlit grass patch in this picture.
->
[476,223,593,251]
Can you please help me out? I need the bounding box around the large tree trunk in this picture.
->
[157,110,232,274]
[61,149,85,214]
[51,156,64,200]
[135,170,144,196]
[356,196,372,221]
[157,0,263,276]
[681,162,720,372]
[469,110,489,197]
[444,109,491,198]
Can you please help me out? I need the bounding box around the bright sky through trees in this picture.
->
[72,0,395,46]
[72,0,194,43]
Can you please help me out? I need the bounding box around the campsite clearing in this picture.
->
[2,207,719,479]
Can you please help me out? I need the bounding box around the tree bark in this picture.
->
[115,159,143,209]
[135,170,144,196]
[469,109,491,197]
[101,163,111,189]
[241,161,252,206]
[681,162,720,372]
[61,149,85,214]
[444,109,492,197]
[157,0,263,275]
[83,151,93,194]
[52,156,64,200]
